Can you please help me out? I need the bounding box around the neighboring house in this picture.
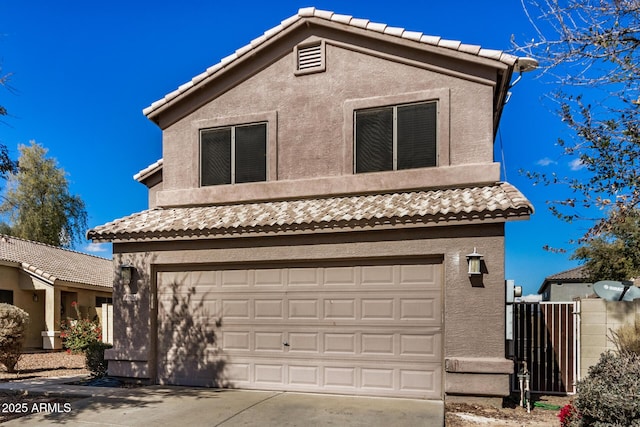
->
[538,266,594,302]
[0,235,113,349]
[88,8,535,400]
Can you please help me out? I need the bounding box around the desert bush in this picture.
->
[0,303,30,372]
[609,319,640,356]
[572,351,640,426]
[60,301,100,354]
[85,341,112,377]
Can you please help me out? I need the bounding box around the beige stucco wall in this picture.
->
[580,298,640,378]
[156,26,501,208]
[111,22,518,398]
[0,265,45,348]
[107,223,509,396]
[1,265,112,349]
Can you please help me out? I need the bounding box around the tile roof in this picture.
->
[545,265,589,282]
[0,236,113,289]
[87,182,533,242]
[143,7,530,119]
[134,159,163,182]
[537,265,589,294]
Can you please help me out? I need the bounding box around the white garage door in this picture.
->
[156,260,443,399]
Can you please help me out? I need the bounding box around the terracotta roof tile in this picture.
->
[88,183,533,242]
[143,8,531,118]
[0,236,113,288]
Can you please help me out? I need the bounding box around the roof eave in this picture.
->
[89,208,532,244]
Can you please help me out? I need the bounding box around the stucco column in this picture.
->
[41,286,62,349]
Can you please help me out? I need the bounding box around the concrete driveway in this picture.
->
[3,386,444,426]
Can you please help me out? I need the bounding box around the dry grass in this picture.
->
[609,320,640,355]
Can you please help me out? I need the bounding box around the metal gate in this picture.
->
[511,302,580,394]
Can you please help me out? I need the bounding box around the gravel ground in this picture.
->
[0,352,89,381]
[445,394,572,426]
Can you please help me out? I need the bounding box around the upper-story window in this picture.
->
[200,122,267,186]
[355,101,437,173]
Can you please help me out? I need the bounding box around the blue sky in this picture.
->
[0,1,590,295]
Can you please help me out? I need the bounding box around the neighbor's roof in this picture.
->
[0,235,113,289]
[87,182,533,242]
[143,7,528,119]
[537,265,589,294]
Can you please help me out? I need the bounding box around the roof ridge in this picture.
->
[0,234,111,262]
[143,7,526,118]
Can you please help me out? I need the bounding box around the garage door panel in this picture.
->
[254,332,283,351]
[254,269,284,286]
[399,264,440,286]
[289,332,319,352]
[255,364,284,384]
[222,358,442,398]
[288,299,319,319]
[222,299,250,318]
[361,333,394,355]
[157,260,443,399]
[289,365,320,386]
[254,299,284,319]
[361,265,394,286]
[324,266,356,285]
[288,267,321,287]
[219,326,441,362]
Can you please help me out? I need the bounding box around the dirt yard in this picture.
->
[0,351,89,381]
[446,394,571,426]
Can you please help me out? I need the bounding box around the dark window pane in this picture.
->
[235,123,267,183]
[201,128,231,186]
[397,102,437,170]
[96,296,113,306]
[355,107,393,173]
[0,289,13,305]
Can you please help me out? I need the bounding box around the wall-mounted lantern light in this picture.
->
[32,292,38,302]
[120,264,135,286]
[466,248,483,276]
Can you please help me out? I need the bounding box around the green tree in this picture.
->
[514,0,640,241]
[0,141,87,247]
[0,63,19,176]
[572,208,640,281]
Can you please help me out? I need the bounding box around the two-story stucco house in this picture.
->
[88,8,535,400]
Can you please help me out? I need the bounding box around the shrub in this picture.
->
[609,319,640,356]
[0,303,30,373]
[558,403,580,427]
[85,341,112,378]
[60,302,100,354]
[572,351,640,426]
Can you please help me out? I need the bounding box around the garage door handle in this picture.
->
[283,341,290,347]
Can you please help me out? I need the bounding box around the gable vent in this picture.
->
[298,44,322,70]
[295,41,325,75]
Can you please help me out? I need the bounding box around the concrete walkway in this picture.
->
[0,376,444,426]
